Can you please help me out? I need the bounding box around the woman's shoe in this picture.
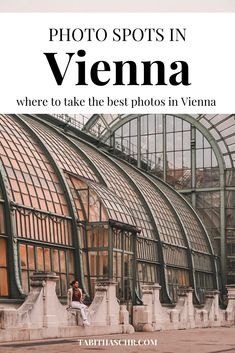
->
[83,320,90,326]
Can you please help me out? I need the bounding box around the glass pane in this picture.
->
[156,115,163,133]
[0,238,7,267]
[196,149,203,168]
[147,264,152,281]
[138,263,143,281]
[0,268,8,296]
[44,247,51,271]
[0,204,5,234]
[113,252,117,277]
[204,149,212,167]
[60,274,67,296]
[89,190,101,222]
[115,252,122,278]
[175,151,182,169]
[130,119,137,135]
[122,122,129,137]
[124,254,131,277]
[175,132,182,150]
[98,251,108,277]
[166,116,174,132]
[28,245,35,270]
[37,247,44,271]
[103,227,108,247]
[68,250,75,274]
[86,226,92,247]
[19,243,27,269]
[56,276,61,296]
[148,114,156,133]
[175,117,182,131]
[166,133,174,151]
[141,116,148,135]
[82,252,88,276]
[183,151,191,169]
[89,252,97,276]
[148,135,156,153]
[59,250,66,273]
[53,249,59,272]
[94,226,101,247]
[141,135,148,152]
[182,131,190,149]
[156,134,163,152]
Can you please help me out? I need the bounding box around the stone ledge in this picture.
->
[0,325,128,342]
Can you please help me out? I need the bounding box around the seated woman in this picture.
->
[67,280,90,326]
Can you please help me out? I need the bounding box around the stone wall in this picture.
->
[133,284,235,331]
[0,274,235,342]
[0,273,133,342]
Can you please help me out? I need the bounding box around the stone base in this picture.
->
[1,276,235,342]
[0,325,131,343]
[0,274,134,343]
[133,284,235,332]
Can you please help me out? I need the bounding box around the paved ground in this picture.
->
[0,327,235,353]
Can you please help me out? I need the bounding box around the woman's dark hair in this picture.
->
[70,280,78,286]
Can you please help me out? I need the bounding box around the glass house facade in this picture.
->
[79,114,235,289]
[0,114,224,307]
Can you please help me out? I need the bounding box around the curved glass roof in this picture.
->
[69,114,235,169]
[87,180,136,227]
[0,114,69,215]
[111,156,187,248]
[23,115,99,182]
[0,114,216,253]
[196,114,235,168]
[16,114,216,253]
[21,115,156,239]
[71,137,156,239]
[148,174,211,254]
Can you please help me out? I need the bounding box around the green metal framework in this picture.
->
[0,114,221,305]
[81,114,234,288]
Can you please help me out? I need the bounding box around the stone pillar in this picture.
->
[175,287,195,329]
[151,284,163,330]
[225,284,235,325]
[141,283,163,330]
[18,271,46,328]
[0,272,46,329]
[133,284,162,332]
[205,290,220,327]
[141,284,154,331]
[32,272,58,328]
[119,305,129,325]
[107,280,120,325]
[142,284,153,307]
[30,271,72,328]
[0,271,69,330]
[132,305,152,332]
[89,280,120,326]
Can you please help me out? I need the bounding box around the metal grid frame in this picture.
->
[0,114,221,304]
[89,113,233,289]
